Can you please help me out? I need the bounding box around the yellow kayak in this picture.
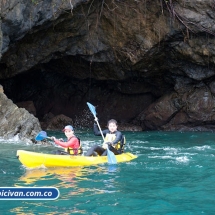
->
[16,150,137,168]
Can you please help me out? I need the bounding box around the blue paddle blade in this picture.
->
[35,131,48,141]
[87,102,97,117]
[107,147,117,164]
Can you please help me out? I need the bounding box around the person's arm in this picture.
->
[54,137,79,148]
[111,131,123,145]
[93,124,109,136]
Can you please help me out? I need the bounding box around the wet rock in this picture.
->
[44,114,73,131]
[138,93,182,130]
[0,88,41,143]
[138,84,215,131]
[119,124,142,132]
[16,101,36,116]
[0,85,3,93]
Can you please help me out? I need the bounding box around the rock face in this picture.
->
[16,101,37,116]
[1,0,215,132]
[42,113,74,131]
[0,86,41,143]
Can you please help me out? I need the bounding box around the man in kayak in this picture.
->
[51,125,83,155]
[86,119,125,156]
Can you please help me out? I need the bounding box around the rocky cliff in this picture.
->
[0,85,41,142]
[1,0,215,134]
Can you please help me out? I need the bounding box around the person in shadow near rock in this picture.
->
[86,119,125,156]
[51,125,83,155]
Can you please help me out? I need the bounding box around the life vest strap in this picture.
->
[67,147,83,155]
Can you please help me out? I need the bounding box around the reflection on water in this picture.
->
[11,165,120,214]
[108,164,118,173]
[18,167,83,185]
[17,167,91,198]
[16,164,120,192]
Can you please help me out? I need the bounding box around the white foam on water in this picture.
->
[132,145,150,149]
[148,155,173,159]
[193,145,211,151]
[179,152,197,156]
[149,147,163,150]
[175,156,189,163]
[163,147,179,152]
[134,140,149,144]
[195,165,203,168]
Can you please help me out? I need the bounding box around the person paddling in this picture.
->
[86,119,125,156]
[51,125,83,155]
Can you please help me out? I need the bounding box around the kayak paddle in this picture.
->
[35,131,52,141]
[87,102,117,164]
[87,102,105,140]
[106,144,117,164]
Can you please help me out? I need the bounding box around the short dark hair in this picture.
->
[107,119,117,126]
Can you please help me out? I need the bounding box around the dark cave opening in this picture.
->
[0,66,161,126]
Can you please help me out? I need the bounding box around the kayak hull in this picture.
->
[16,150,137,168]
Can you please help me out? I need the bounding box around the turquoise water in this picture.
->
[1,131,215,214]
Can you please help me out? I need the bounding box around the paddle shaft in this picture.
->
[95,119,115,155]
[95,119,105,141]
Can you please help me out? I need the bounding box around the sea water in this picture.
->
[0,131,215,215]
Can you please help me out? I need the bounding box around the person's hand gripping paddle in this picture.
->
[35,131,57,146]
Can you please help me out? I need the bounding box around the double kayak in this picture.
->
[16,150,137,168]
